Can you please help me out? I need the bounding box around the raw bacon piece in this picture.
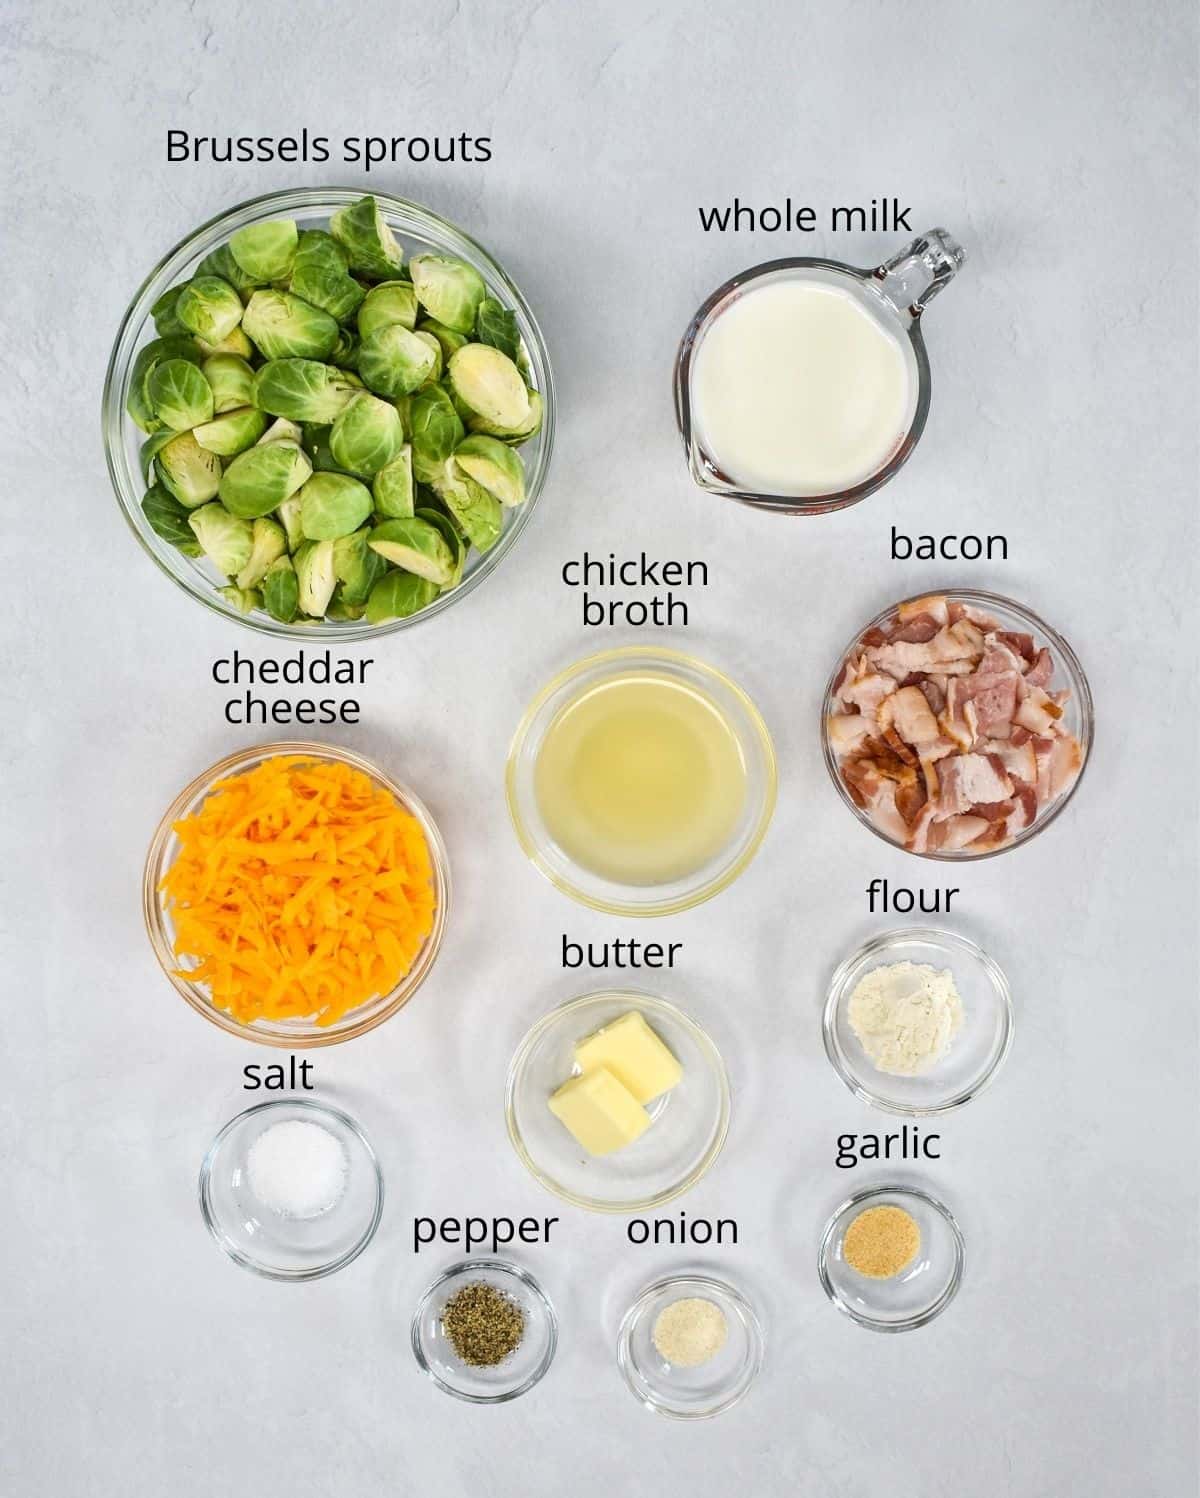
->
[1025,647,1054,689]
[1014,685,1064,735]
[934,753,1014,818]
[826,714,873,755]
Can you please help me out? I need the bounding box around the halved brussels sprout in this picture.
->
[139,429,176,485]
[409,385,465,483]
[466,386,543,445]
[151,285,188,338]
[452,434,525,506]
[358,324,438,397]
[276,493,304,551]
[126,337,202,434]
[298,471,373,540]
[188,502,254,575]
[253,359,360,423]
[219,441,312,518]
[418,317,469,363]
[147,358,214,431]
[412,330,444,385]
[357,280,418,338]
[475,297,521,361]
[329,196,403,279]
[203,353,256,413]
[432,458,503,552]
[368,516,457,585]
[258,417,304,446]
[414,506,467,587]
[177,276,244,345]
[294,538,338,616]
[326,589,367,622]
[141,483,202,555]
[262,555,299,623]
[242,290,339,361]
[372,446,415,518]
[333,527,389,607]
[409,254,486,334]
[218,585,263,614]
[329,392,404,477]
[196,326,255,359]
[234,517,288,590]
[157,431,222,507]
[229,219,299,282]
[290,229,365,323]
[448,344,530,430]
[195,242,261,294]
[192,406,269,456]
[365,570,439,625]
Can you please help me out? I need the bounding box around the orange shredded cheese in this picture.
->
[161,755,436,1026]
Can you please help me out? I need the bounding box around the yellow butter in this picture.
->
[547,1066,650,1156]
[574,1010,683,1103]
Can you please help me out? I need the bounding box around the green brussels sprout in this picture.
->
[453,434,526,507]
[357,280,418,338]
[219,441,312,518]
[330,328,360,370]
[408,385,465,483]
[258,417,304,446]
[418,317,469,363]
[126,337,202,433]
[242,290,339,361]
[196,242,261,294]
[326,589,367,621]
[203,353,256,413]
[432,458,503,553]
[329,196,403,279]
[368,517,456,585]
[301,423,339,472]
[139,429,176,484]
[358,324,438,397]
[262,555,300,622]
[229,219,299,282]
[141,483,202,555]
[409,254,486,333]
[448,344,530,430]
[218,585,263,614]
[176,276,244,345]
[298,471,374,540]
[329,392,404,477]
[146,357,214,431]
[365,570,439,625]
[412,330,444,385]
[372,447,415,518]
[235,517,288,590]
[475,297,521,361]
[333,526,389,606]
[196,326,255,359]
[192,406,269,456]
[290,230,365,323]
[253,359,360,423]
[157,431,222,507]
[187,502,254,575]
[466,386,543,445]
[151,285,189,338]
[294,538,338,616]
[414,506,467,587]
[276,493,304,551]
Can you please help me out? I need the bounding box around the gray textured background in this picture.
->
[3,2,1197,1494]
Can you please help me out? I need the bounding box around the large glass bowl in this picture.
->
[143,741,450,1046]
[103,187,554,639]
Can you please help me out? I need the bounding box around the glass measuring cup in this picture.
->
[673,229,964,515]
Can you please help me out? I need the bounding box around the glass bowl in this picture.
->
[505,990,730,1213]
[198,1098,383,1281]
[144,741,450,1047]
[822,589,1093,860]
[617,1273,764,1419]
[823,927,1013,1115]
[103,186,554,639]
[506,646,777,916]
[411,1259,557,1403]
[818,1184,965,1332]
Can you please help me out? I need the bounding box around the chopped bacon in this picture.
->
[1025,647,1054,689]
[935,753,1014,817]
[826,713,873,755]
[889,613,941,644]
[1014,685,1064,735]
[994,630,1035,663]
[898,594,949,628]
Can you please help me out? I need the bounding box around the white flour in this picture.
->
[847,961,964,1076]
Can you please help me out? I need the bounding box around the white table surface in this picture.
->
[4,2,1197,1493]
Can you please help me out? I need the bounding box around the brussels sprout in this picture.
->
[475,297,521,362]
[196,242,261,294]
[235,517,288,590]
[329,392,404,477]
[298,471,373,540]
[452,434,526,507]
[326,589,367,621]
[229,219,299,282]
[358,324,438,398]
[414,506,467,587]
[408,385,465,483]
[333,527,389,607]
[146,357,214,431]
[418,317,469,363]
[253,359,359,423]
[219,441,311,518]
[329,196,403,279]
[197,326,255,359]
[218,585,263,614]
[368,517,456,585]
[262,555,299,622]
[188,502,254,575]
[151,285,188,338]
[357,280,418,338]
[126,337,202,433]
[258,417,304,446]
[294,538,338,617]
[432,459,503,553]
[448,344,530,430]
[290,229,365,323]
[141,483,202,555]
[192,406,269,456]
[409,253,486,334]
[372,447,415,518]
[139,429,176,484]
[330,328,360,370]
[365,570,439,625]
[466,386,543,446]
[276,493,304,551]
[242,290,339,361]
[176,276,244,345]
[413,330,444,385]
[157,431,222,507]
[393,395,412,437]
[203,353,256,413]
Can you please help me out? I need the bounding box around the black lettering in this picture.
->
[890,525,912,560]
[698,203,733,232]
[583,593,605,625]
[837,1134,857,1168]
[166,129,190,162]
[627,1220,650,1244]
[475,137,492,162]
[832,206,868,232]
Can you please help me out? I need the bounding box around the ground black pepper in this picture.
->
[441,1282,526,1367]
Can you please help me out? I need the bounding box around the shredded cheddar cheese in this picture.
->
[162,755,436,1026]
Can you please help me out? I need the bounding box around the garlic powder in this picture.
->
[847,961,964,1076]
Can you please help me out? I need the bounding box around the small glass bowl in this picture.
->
[818,1184,965,1332]
[103,187,554,639]
[617,1273,764,1419]
[505,991,730,1213]
[506,646,777,917]
[199,1098,383,1281]
[144,741,450,1047]
[823,927,1013,1115]
[411,1259,557,1403]
[822,589,1093,860]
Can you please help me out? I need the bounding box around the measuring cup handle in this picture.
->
[873,228,965,318]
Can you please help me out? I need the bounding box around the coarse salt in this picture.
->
[246,1118,347,1219]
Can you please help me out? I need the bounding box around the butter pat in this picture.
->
[547,1066,650,1156]
[574,1010,683,1103]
